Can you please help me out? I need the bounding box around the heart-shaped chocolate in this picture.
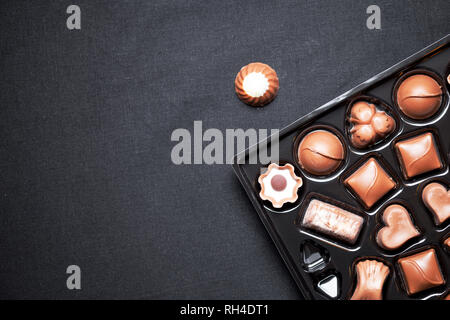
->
[422,182,450,225]
[376,204,420,250]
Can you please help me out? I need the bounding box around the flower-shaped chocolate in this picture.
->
[258,163,302,208]
[349,101,396,148]
[235,62,279,107]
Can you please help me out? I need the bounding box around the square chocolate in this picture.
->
[344,158,396,209]
[394,132,443,179]
[398,248,445,295]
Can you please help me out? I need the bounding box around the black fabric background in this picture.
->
[0,0,448,299]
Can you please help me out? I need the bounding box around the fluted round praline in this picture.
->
[235,62,279,107]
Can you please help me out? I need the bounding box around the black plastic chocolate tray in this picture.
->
[233,34,450,300]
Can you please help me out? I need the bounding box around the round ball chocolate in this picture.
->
[396,74,443,119]
[297,130,345,176]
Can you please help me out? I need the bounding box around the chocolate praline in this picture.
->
[297,130,345,176]
[348,101,396,148]
[398,248,445,295]
[396,74,443,120]
[235,62,279,107]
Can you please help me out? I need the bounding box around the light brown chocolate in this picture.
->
[349,101,396,148]
[301,199,364,244]
[235,62,279,107]
[396,74,443,119]
[376,204,420,251]
[344,158,396,209]
[395,132,442,179]
[422,182,450,225]
[258,163,302,208]
[297,130,345,176]
[398,248,445,295]
[350,260,390,300]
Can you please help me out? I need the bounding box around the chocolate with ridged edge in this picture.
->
[235,62,279,107]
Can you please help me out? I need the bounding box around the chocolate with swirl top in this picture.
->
[394,132,443,179]
[235,62,279,107]
[398,248,445,295]
[344,158,396,209]
[396,74,443,120]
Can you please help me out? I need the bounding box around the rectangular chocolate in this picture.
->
[301,199,363,245]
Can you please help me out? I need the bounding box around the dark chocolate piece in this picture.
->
[398,248,445,295]
[297,130,345,176]
[422,182,450,225]
[301,199,363,244]
[344,158,395,209]
[350,260,390,300]
[396,74,443,119]
[394,132,442,179]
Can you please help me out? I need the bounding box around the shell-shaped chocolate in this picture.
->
[235,62,279,107]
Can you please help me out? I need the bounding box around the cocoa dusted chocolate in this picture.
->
[376,204,420,251]
[350,260,390,300]
[349,101,396,148]
[394,132,443,179]
[344,158,396,209]
[297,130,345,176]
[301,199,364,245]
[398,248,445,295]
[258,163,303,208]
[422,182,450,225]
[235,62,279,107]
[396,74,443,120]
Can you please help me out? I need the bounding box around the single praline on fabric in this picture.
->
[235,62,279,107]
[258,163,302,208]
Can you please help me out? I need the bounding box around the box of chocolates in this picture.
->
[233,35,450,300]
